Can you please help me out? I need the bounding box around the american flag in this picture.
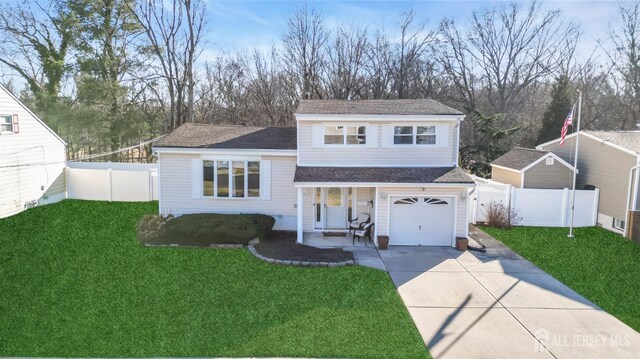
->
[560,105,575,146]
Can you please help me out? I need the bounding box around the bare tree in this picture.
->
[392,10,436,99]
[602,1,640,130]
[436,1,579,113]
[129,0,206,130]
[281,5,328,100]
[0,0,77,108]
[323,25,368,100]
[364,30,394,99]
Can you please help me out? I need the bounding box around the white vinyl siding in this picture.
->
[159,153,297,230]
[300,121,456,166]
[0,87,66,218]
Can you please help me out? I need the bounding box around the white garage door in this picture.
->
[389,196,454,246]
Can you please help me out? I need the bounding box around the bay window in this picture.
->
[203,160,260,198]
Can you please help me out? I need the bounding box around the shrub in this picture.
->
[136,213,276,246]
[482,201,521,228]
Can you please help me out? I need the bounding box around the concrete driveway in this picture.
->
[379,246,640,359]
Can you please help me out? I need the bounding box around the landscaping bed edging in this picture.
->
[247,245,356,267]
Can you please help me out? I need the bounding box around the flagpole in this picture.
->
[568,90,582,238]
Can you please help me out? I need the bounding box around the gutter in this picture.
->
[625,162,640,238]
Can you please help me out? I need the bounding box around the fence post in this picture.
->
[148,169,152,201]
[592,188,599,226]
[561,188,569,227]
[108,168,113,202]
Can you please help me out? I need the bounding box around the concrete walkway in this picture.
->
[379,238,640,358]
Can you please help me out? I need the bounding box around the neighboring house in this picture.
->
[490,148,575,189]
[154,99,475,247]
[0,85,66,218]
[537,131,640,236]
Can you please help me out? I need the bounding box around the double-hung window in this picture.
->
[324,125,366,145]
[393,125,436,145]
[203,160,260,198]
[0,115,13,134]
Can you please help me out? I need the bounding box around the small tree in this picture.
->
[537,75,573,144]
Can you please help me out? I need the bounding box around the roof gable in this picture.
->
[0,85,66,145]
[491,148,549,171]
[154,123,297,150]
[295,99,463,116]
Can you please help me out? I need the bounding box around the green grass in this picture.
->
[482,226,640,332]
[0,200,427,358]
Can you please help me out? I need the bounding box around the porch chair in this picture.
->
[353,222,375,246]
[349,213,371,235]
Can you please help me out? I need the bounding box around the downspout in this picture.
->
[624,162,640,238]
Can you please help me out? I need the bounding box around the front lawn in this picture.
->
[482,226,640,332]
[0,200,427,358]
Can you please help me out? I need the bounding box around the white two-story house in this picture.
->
[154,99,474,247]
[0,85,66,218]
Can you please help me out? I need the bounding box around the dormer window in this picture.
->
[324,125,366,145]
[394,125,436,145]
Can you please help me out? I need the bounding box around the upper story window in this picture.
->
[0,115,13,134]
[394,125,436,145]
[203,160,260,198]
[324,125,366,145]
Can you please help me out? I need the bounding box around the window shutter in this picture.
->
[381,124,394,147]
[437,124,449,148]
[12,114,19,133]
[191,159,203,199]
[260,160,271,200]
[367,124,378,147]
[311,124,323,148]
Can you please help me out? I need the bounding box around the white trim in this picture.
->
[374,187,379,246]
[0,113,14,135]
[294,182,475,188]
[297,188,303,243]
[0,84,67,145]
[521,152,576,173]
[295,114,465,122]
[537,131,639,157]
[296,163,459,168]
[454,123,460,165]
[490,164,523,173]
[153,147,296,156]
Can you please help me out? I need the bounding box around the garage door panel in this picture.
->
[389,196,454,246]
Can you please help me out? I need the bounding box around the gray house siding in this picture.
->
[540,134,637,221]
[491,167,522,187]
[522,160,573,189]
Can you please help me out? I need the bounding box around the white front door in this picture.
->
[389,196,454,246]
[324,187,346,228]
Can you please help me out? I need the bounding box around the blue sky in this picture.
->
[205,0,621,60]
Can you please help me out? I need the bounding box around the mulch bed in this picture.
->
[254,231,355,263]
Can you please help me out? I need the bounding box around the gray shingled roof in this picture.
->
[154,123,297,150]
[293,166,474,184]
[491,148,548,171]
[584,130,640,155]
[296,99,463,116]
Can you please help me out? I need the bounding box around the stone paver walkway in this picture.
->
[379,233,640,359]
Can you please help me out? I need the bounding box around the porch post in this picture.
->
[297,187,303,243]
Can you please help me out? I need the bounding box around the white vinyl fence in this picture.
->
[470,176,599,227]
[66,162,158,202]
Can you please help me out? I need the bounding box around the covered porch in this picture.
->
[294,166,476,248]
